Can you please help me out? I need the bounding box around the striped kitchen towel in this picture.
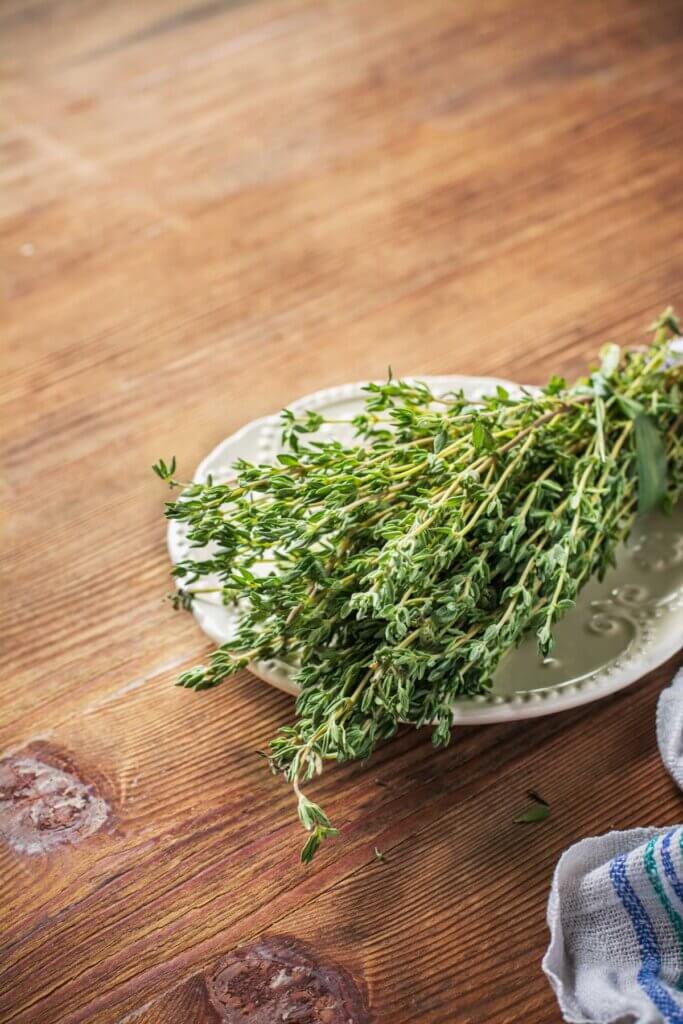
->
[543,669,683,1024]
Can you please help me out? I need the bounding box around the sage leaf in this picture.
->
[635,414,667,514]
[616,394,645,419]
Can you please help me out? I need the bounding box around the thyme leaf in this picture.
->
[514,803,551,825]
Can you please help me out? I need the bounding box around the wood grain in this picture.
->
[2,0,683,1021]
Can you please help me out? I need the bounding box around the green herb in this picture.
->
[634,413,668,514]
[514,789,551,823]
[157,312,682,862]
[514,803,551,824]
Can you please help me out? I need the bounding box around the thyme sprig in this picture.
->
[157,312,683,862]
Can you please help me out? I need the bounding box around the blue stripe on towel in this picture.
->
[662,830,683,907]
[645,833,683,990]
[610,852,683,1023]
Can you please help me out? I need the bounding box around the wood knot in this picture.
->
[0,753,108,854]
[207,934,371,1023]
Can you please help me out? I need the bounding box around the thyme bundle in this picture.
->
[157,312,683,861]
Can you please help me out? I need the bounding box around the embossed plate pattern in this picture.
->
[168,376,683,724]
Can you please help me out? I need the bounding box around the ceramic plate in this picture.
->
[168,375,683,724]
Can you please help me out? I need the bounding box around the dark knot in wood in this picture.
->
[0,753,109,854]
[207,934,371,1023]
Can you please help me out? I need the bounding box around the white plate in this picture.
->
[168,376,683,724]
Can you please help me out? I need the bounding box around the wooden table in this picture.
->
[2,1,683,1021]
